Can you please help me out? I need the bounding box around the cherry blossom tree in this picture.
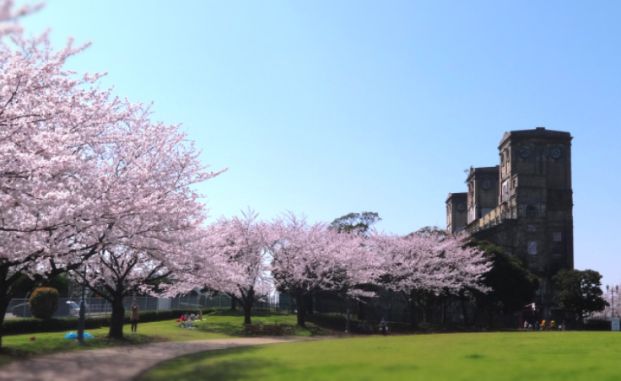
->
[374,230,491,327]
[0,19,134,346]
[0,0,224,342]
[74,231,229,339]
[200,211,273,325]
[68,116,222,339]
[271,216,332,327]
[0,0,42,36]
[271,214,380,327]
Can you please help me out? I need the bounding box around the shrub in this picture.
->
[583,318,611,331]
[3,316,107,335]
[29,287,59,320]
[243,323,295,336]
[307,313,413,334]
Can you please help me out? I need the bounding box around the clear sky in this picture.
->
[21,1,621,285]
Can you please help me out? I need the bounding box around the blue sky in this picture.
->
[21,1,621,284]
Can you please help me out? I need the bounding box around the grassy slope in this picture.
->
[0,319,225,364]
[194,311,327,337]
[0,312,317,365]
[139,332,621,381]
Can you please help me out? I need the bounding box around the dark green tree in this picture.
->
[329,212,381,236]
[471,240,538,326]
[328,212,380,325]
[553,269,607,324]
[411,226,447,237]
[12,273,70,298]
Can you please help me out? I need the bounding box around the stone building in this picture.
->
[466,166,499,224]
[446,192,467,234]
[446,127,574,315]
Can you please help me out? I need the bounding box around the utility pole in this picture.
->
[607,285,618,318]
[77,266,86,344]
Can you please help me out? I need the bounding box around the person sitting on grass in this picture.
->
[177,313,196,328]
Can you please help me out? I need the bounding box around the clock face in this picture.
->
[481,179,493,190]
[518,145,531,159]
[456,202,466,212]
[549,146,563,160]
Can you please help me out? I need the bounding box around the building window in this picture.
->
[526,205,538,218]
[553,232,562,242]
[501,179,510,202]
[528,241,538,255]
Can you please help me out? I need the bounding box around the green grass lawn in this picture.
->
[0,312,318,365]
[138,331,621,381]
[194,311,328,337]
[0,319,224,365]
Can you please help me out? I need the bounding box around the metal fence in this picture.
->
[6,293,282,319]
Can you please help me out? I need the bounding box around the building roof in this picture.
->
[466,166,499,181]
[446,192,467,203]
[498,127,572,148]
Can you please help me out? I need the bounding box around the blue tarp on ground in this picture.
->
[64,331,94,340]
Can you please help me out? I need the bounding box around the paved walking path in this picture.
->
[0,337,295,381]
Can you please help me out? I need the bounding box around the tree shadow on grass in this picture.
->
[0,333,161,366]
[196,321,247,337]
[137,346,279,381]
[195,311,332,337]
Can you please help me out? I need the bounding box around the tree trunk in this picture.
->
[408,299,418,329]
[0,266,16,350]
[108,296,125,339]
[441,298,447,326]
[345,302,351,333]
[230,297,237,311]
[460,295,470,325]
[305,293,314,316]
[487,307,495,329]
[0,294,10,349]
[242,289,254,325]
[357,301,365,321]
[295,293,306,327]
[243,302,252,325]
[423,296,433,324]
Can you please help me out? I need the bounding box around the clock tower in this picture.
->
[447,127,574,316]
[466,166,499,224]
[496,127,573,310]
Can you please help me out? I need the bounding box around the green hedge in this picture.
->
[583,318,611,331]
[243,323,296,336]
[2,309,214,336]
[2,316,107,335]
[307,313,413,334]
[307,313,375,333]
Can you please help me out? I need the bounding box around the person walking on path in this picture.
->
[130,305,140,333]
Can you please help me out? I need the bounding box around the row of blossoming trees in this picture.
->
[199,212,492,328]
[0,0,491,345]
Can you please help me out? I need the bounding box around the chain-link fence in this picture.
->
[6,293,281,319]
